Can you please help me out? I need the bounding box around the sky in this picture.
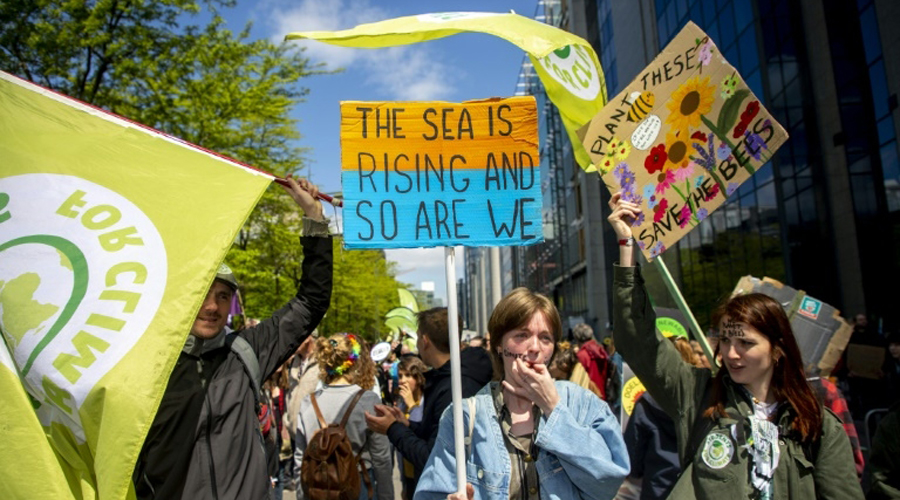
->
[218,0,541,304]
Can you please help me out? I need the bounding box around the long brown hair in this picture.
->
[705,293,822,443]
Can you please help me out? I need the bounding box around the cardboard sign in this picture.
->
[846,344,885,380]
[580,22,789,259]
[340,97,542,249]
[730,276,853,375]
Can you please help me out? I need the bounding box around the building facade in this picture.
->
[464,0,900,332]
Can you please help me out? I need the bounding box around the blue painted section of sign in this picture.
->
[341,168,543,248]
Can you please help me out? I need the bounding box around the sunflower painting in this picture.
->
[579,21,788,260]
[665,75,716,137]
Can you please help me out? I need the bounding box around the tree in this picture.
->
[1,0,346,321]
[318,238,407,342]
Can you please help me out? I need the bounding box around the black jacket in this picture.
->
[387,346,492,491]
[623,393,679,500]
[133,235,332,500]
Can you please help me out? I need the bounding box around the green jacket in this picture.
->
[613,265,863,499]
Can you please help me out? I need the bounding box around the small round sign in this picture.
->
[370,342,392,363]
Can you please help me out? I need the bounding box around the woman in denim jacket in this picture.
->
[415,288,629,500]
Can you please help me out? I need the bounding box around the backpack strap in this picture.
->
[227,334,261,408]
[309,393,327,429]
[340,389,367,429]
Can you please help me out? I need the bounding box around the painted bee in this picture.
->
[627,91,655,123]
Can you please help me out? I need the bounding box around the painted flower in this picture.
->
[599,156,616,174]
[679,204,693,228]
[653,198,669,223]
[666,75,716,136]
[655,170,675,195]
[695,175,706,188]
[720,73,740,99]
[691,133,717,172]
[648,194,659,210]
[645,144,668,174]
[741,101,760,122]
[621,184,643,205]
[649,241,667,258]
[613,162,629,181]
[621,170,637,189]
[697,207,709,221]
[716,142,733,160]
[606,138,632,161]
[726,182,740,196]
[704,183,720,201]
[637,240,646,250]
[631,212,646,227]
[691,130,708,142]
[698,38,714,66]
[743,131,769,160]
[665,130,691,170]
[673,162,695,183]
[643,183,656,200]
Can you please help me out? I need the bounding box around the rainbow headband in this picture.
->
[327,333,361,376]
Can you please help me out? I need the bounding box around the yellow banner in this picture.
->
[287,11,606,170]
[0,71,273,499]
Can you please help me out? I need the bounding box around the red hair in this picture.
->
[704,293,822,443]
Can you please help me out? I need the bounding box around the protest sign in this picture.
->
[0,71,272,498]
[341,97,541,248]
[581,22,788,259]
[287,11,605,169]
[731,276,853,375]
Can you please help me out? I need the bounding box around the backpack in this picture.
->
[300,389,374,500]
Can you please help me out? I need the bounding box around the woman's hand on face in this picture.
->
[503,357,560,415]
[607,192,642,240]
[399,384,416,409]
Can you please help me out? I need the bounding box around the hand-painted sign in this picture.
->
[581,22,788,260]
[341,97,542,249]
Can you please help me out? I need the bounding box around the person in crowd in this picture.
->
[623,336,706,500]
[603,334,624,418]
[365,308,493,495]
[468,336,485,349]
[132,177,332,500]
[573,323,611,402]
[690,339,713,370]
[286,332,320,443]
[842,312,886,419]
[866,401,900,500]
[265,363,292,499]
[806,375,865,479]
[415,287,629,499]
[883,331,900,406]
[549,340,604,399]
[397,356,428,500]
[608,192,862,499]
[294,333,393,500]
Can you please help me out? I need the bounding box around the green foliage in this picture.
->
[318,238,407,343]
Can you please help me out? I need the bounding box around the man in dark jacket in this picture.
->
[132,177,332,500]
[365,307,492,494]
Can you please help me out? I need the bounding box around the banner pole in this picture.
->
[653,255,718,374]
[444,247,467,494]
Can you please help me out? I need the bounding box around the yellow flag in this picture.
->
[286,11,606,170]
[0,71,273,499]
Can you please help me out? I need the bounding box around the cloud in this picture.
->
[265,0,458,100]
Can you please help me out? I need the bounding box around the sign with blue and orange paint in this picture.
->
[340,97,542,249]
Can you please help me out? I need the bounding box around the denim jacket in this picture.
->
[414,381,629,500]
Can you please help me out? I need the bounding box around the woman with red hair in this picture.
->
[607,192,862,499]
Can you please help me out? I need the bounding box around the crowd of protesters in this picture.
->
[132,180,900,500]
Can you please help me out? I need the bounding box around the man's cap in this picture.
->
[215,263,239,291]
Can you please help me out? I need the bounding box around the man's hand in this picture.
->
[281,174,324,221]
[365,404,405,434]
